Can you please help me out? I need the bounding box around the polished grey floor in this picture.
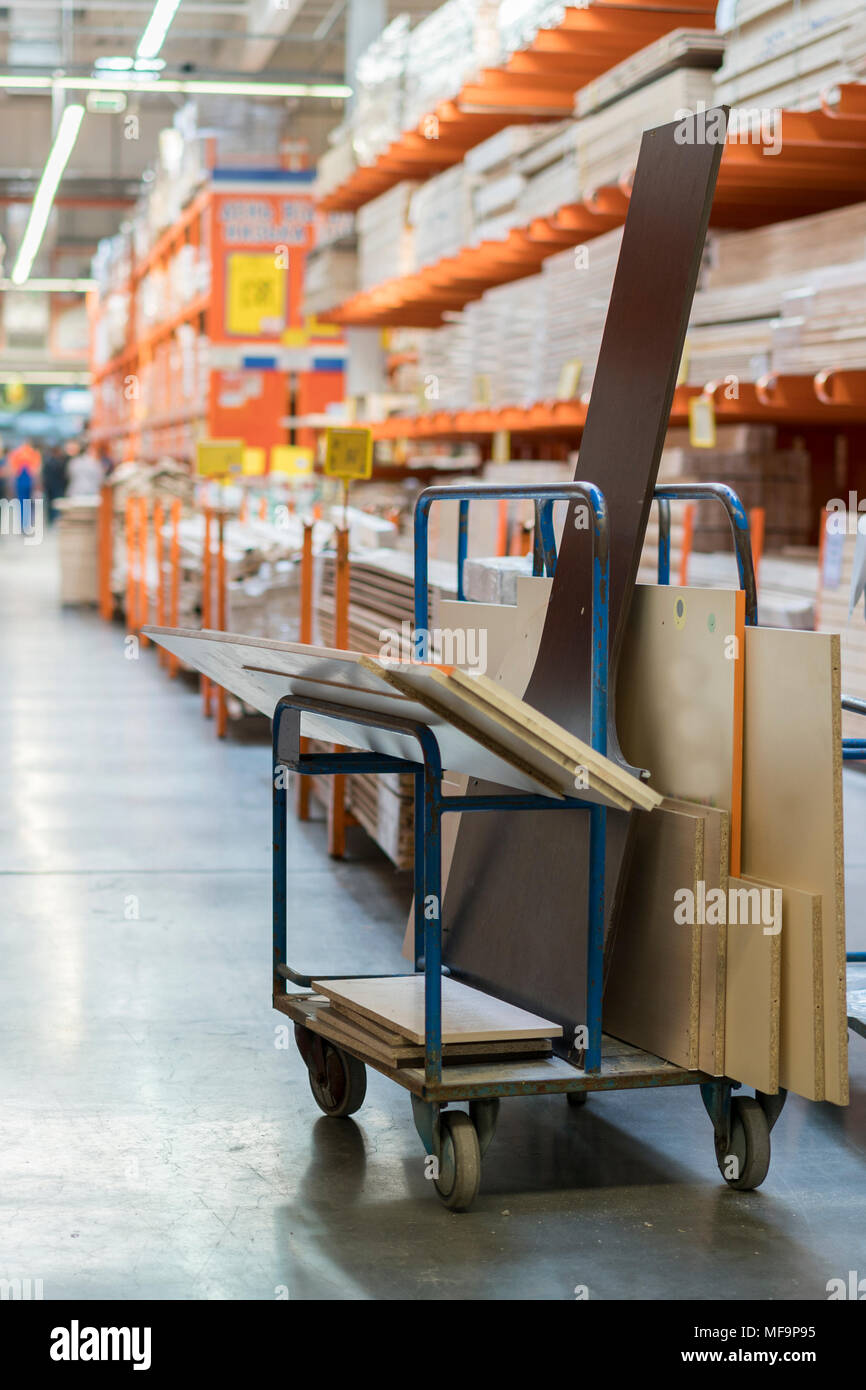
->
[1,531,865,1302]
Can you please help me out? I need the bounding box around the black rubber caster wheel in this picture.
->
[434,1111,481,1212]
[566,1090,588,1108]
[716,1095,771,1190]
[307,1040,367,1117]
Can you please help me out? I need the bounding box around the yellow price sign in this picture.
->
[197,439,244,477]
[271,444,314,477]
[688,393,716,449]
[324,427,373,481]
[226,253,286,337]
[492,429,510,464]
[556,358,583,400]
[242,447,267,476]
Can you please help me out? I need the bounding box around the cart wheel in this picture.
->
[566,1090,588,1108]
[716,1096,770,1191]
[308,1041,367,1118]
[434,1111,481,1212]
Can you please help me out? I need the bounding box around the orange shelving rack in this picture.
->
[89,168,347,465]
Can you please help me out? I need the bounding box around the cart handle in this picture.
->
[414,481,609,756]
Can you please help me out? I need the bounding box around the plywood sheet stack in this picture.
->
[714,0,861,110]
[305,738,415,869]
[302,240,357,318]
[535,231,623,400]
[409,165,475,271]
[515,121,580,223]
[317,547,457,657]
[577,27,726,116]
[357,183,419,292]
[816,514,866,739]
[771,262,866,374]
[575,66,716,192]
[303,975,562,1071]
[606,586,847,1104]
[653,428,813,554]
[56,497,100,605]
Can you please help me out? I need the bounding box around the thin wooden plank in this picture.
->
[311,974,563,1045]
[665,798,730,1076]
[741,627,848,1105]
[744,875,824,1101]
[724,875,782,1095]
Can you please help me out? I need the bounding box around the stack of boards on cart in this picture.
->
[600,586,845,1105]
[297,975,562,1071]
[426,576,848,1107]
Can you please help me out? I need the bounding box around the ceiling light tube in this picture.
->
[137,0,183,62]
[11,104,86,286]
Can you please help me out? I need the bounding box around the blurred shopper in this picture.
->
[65,438,104,497]
[7,438,41,509]
[42,442,69,523]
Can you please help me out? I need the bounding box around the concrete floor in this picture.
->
[1,530,865,1302]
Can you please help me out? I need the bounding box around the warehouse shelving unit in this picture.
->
[89,168,347,464]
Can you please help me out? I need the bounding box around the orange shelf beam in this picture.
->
[318,86,866,329]
[318,2,717,214]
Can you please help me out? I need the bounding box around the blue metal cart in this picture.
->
[274,481,782,1210]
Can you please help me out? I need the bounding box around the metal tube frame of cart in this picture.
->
[273,480,783,1210]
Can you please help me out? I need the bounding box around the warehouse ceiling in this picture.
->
[0,0,439,282]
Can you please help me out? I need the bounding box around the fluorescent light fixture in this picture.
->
[0,277,96,293]
[94,56,135,72]
[0,370,91,385]
[137,0,183,62]
[11,104,85,286]
[0,74,352,100]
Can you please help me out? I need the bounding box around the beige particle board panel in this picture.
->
[365,657,658,812]
[616,585,745,873]
[317,1004,551,1069]
[741,626,847,1104]
[448,667,660,810]
[603,802,704,1070]
[143,626,567,799]
[724,875,781,1095]
[744,875,824,1102]
[665,798,730,1076]
[311,974,562,1045]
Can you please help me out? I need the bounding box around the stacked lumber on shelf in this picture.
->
[771,262,866,374]
[576,26,726,116]
[56,497,100,605]
[317,547,457,656]
[357,183,419,291]
[575,67,717,191]
[714,0,861,110]
[651,427,813,553]
[301,974,562,1070]
[304,737,415,869]
[816,512,866,739]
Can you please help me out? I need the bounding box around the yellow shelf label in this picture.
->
[271,444,314,477]
[688,394,716,449]
[226,252,286,337]
[324,426,373,481]
[197,439,244,477]
[242,447,267,476]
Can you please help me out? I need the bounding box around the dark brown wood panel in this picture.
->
[443,112,728,1047]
